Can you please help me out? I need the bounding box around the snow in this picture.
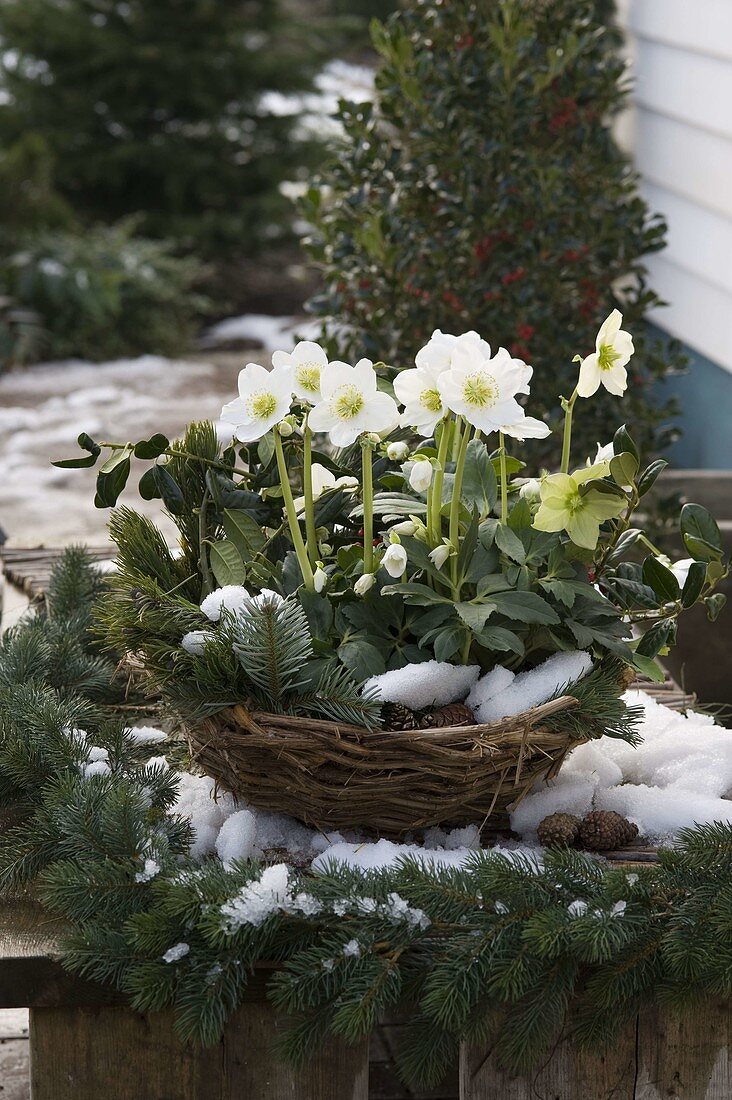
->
[173,773,237,859]
[82,760,111,778]
[200,585,252,622]
[511,690,732,844]
[311,837,540,874]
[162,942,190,964]
[364,661,481,711]
[475,650,594,723]
[220,864,292,931]
[215,810,257,869]
[343,939,361,958]
[201,313,320,353]
[127,725,167,745]
[466,665,515,712]
[181,630,214,655]
[135,857,161,883]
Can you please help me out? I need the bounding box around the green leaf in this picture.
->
[94,456,131,508]
[495,523,526,563]
[151,465,185,516]
[631,654,666,683]
[490,590,560,625]
[610,451,638,489]
[455,601,497,632]
[380,582,450,606]
[637,459,667,497]
[298,590,334,642]
[432,625,464,662]
[99,444,133,475]
[52,432,101,469]
[539,579,577,608]
[223,509,266,560]
[209,539,246,587]
[461,439,498,515]
[680,503,723,559]
[337,639,386,681]
[133,433,169,460]
[475,623,525,656]
[705,593,727,622]
[636,618,676,659]
[257,433,275,468]
[613,425,639,463]
[642,556,681,603]
[681,561,707,608]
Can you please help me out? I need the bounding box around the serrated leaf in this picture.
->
[455,601,497,632]
[490,590,560,625]
[433,625,464,662]
[495,523,526,563]
[223,509,266,560]
[380,582,450,606]
[461,439,498,515]
[337,639,386,680]
[475,623,525,656]
[209,539,246,587]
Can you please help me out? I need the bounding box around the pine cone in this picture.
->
[537,812,581,848]
[381,702,418,731]
[419,703,476,729]
[579,810,635,851]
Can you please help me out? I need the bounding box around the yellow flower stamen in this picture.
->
[331,384,365,420]
[248,391,278,419]
[420,387,443,413]
[597,343,622,372]
[462,372,498,408]
[295,363,321,393]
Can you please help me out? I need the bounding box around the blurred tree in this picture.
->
[0,0,330,255]
[305,0,683,462]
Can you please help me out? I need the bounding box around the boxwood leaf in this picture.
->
[642,556,681,603]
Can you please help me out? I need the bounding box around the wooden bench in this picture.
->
[2,897,730,1099]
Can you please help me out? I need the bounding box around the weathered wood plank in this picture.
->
[461,1002,732,1099]
[29,1004,369,1100]
[459,1020,637,1099]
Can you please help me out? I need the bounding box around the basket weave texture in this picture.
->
[186,693,587,835]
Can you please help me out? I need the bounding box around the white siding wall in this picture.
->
[617,0,732,372]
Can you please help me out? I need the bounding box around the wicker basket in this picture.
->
[185,692,589,835]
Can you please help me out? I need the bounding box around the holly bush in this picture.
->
[305,0,684,465]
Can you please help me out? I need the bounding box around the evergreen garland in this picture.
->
[1,550,731,1088]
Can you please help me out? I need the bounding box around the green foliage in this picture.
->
[0,0,331,255]
[2,549,732,1087]
[2,221,205,363]
[305,0,685,462]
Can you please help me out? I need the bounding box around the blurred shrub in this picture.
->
[305,0,684,464]
[0,133,74,239]
[3,222,206,365]
[0,0,331,256]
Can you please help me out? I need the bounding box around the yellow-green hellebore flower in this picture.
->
[532,462,625,549]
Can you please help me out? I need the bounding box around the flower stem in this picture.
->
[499,432,509,524]
[362,440,374,575]
[302,417,318,567]
[449,419,471,588]
[274,428,315,591]
[560,388,579,475]
[430,417,451,545]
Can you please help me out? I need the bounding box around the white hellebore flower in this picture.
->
[220,363,292,443]
[390,519,417,537]
[293,462,359,513]
[438,344,527,435]
[593,441,615,464]
[354,572,376,596]
[415,329,492,373]
[429,543,452,570]
[577,309,634,398]
[382,542,408,578]
[308,359,399,447]
[313,565,328,593]
[272,340,328,404]
[394,360,449,436]
[408,458,433,494]
[500,416,551,441]
[386,441,410,462]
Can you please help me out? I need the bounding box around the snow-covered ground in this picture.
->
[0,334,301,547]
